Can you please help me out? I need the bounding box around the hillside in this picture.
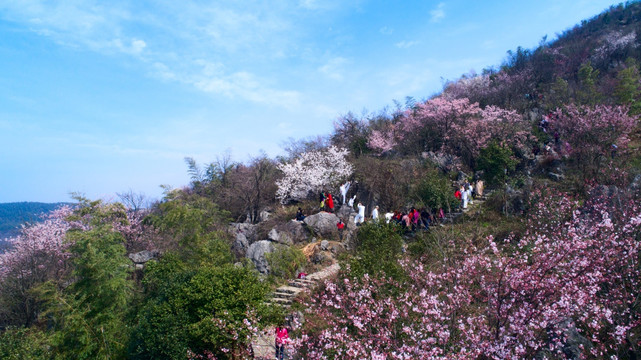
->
[0,202,69,240]
[1,2,641,360]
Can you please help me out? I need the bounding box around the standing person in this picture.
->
[438,208,445,223]
[327,192,335,213]
[461,185,469,209]
[468,183,474,205]
[355,202,366,225]
[411,208,420,231]
[336,219,345,241]
[371,205,379,222]
[475,180,484,198]
[340,181,351,205]
[420,208,431,231]
[275,325,289,360]
[319,192,326,211]
[348,195,356,208]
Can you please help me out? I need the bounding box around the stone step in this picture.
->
[288,279,316,288]
[272,291,296,300]
[274,285,302,294]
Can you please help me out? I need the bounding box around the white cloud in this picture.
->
[395,40,419,49]
[379,26,393,35]
[0,1,303,108]
[430,2,446,22]
[318,57,348,81]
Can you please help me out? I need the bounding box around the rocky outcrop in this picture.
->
[246,240,274,274]
[303,211,340,239]
[268,220,309,245]
[128,250,160,264]
[229,223,259,257]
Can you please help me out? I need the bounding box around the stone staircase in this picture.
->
[265,263,340,308]
[252,263,341,359]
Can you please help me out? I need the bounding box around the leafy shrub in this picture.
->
[477,141,518,186]
[266,244,307,281]
[0,327,48,360]
[411,169,458,212]
[349,222,404,280]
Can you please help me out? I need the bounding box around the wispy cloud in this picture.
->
[318,57,348,81]
[379,26,393,35]
[0,1,302,108]
[430,2,446,22]
[395,40,419,49]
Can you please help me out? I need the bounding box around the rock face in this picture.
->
[246,240,275,274]
[229,223,259,257]
[128,250,160,264]
[268,220,309,245]
[304,212,340,239]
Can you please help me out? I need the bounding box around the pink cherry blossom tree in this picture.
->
[292,188,641,359]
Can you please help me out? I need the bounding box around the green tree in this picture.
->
[130,258,274,359]
[411,169,458,212]
[39,198,133,360]
[146,190,232,266]
[477,142,518,186]
[576,62,601,105]
[614,58,641,114]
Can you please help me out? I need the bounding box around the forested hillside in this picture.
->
[0,202,68,241]
[1,2,641,359]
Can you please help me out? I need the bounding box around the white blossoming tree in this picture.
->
[276,146,353,203]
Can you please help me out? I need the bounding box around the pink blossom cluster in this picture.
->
[0,206,74,281]
[549,104,637,158]
[368,97,532,162]
[276,146,354,203]
[293,189,641,359]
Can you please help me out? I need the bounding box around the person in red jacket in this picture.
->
[336,219,345,241]
[275,325,289,360]
[327,192,335,213]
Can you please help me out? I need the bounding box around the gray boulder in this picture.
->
[229,223,259,244]
[128,250,160,264]
[268,220,309,245]
[231,232,249,257]
[304,212,340,239]
[246,240,275,274]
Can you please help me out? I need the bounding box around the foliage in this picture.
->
[477,141,518,186]
[0,327,48,360]
[276,146,354,203]
[410,169,458,212]
[146,189,232,265]
[131,257,272,359]
[295,191,641,359]
[349,222,404,280]
[614,57,641,115]
[266,244,307,281]
[39,197,134,360]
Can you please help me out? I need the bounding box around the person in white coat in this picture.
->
[371,205,379,222]
[461,185,469,209]
[339,181,351,205]
[354,202,366,224]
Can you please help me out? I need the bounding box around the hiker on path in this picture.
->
[327,192,335,213]
[475,180,484,198]
[319,192,326,211]
[371,205,379,222]
[461,185,469,209]
[339,181,351,204]
[275,325,289,360]
[355,202,366,225]
[337,219,345,241]
[348,195,356,208]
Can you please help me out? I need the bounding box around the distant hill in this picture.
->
[0,202,70,243]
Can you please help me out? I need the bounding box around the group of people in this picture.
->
[454,179,484,210]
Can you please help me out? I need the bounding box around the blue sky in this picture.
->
[0,0,623,203]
